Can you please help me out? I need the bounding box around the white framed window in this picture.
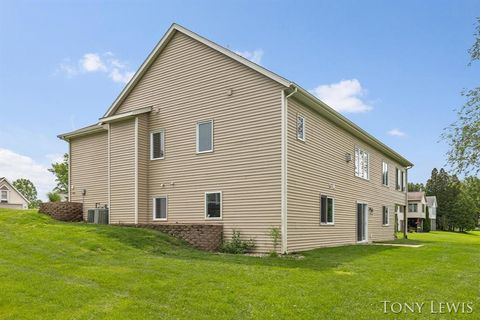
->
[354,147,369,180]
[320,195,335,224]
[0,189,8,203]
[382,161,389,186]
[297,114,305,141]
[408,203,418,212]
[153,196,167,220]
[382,206,390,226]
[205,191,222,219]
[401,171,406,191]
[395,168,401,190]
[196,120,213,153]
[150,130,165,160]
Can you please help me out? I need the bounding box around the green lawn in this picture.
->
[0,209,479,319]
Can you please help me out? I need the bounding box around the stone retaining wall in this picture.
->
[38,202,83,222]
[131,223,223,251]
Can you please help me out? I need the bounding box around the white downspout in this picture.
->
[134,117,139,225]
[281,87,297,254]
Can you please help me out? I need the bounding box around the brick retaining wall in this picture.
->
[132,224,223,251]
[38,202,83,222]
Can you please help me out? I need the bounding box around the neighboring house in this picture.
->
[406,192,427,231]
[58,24,413,253]
[0,177,29,210]
[426,196,437,231]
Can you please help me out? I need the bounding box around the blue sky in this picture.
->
[0,0,479,198]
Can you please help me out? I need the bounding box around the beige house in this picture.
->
[0,177,29,210]
[59,24,413,253]
[407,192,427,231]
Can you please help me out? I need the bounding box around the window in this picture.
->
[153,196,167,220]
[382,206,390,226]
[395,168,402,190]
[422,204,425,212]
[401,171,406,191]
[408,203,418,212]
[382,161,389,186]
[297,115,305,141]
[0,190,7,203]
[197,120,213,153]
[150,130,165,160]
[320,195,335,224]
[205,192,222,219]
[354,147,369,179]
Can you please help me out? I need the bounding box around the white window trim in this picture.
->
[356,201,369,243]
[150,129,165,160]
[205,191,222,220]
[382,206,390,226]
[196,120,214,154]
[320,195,335,225]
[297,114,306,142]
[354,146,370,181]
[0,189,9,203]
[152,196,168,221]
[382,161,389,187]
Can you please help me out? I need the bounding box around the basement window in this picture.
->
[205,191,222,219]
[320,195,334,224]
[150,130,165,160]
[153,196,167,220]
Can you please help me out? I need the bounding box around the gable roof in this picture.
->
[61,23,413,167]
[0,177,31,204]
[408,191,426,202]
[426,196,437,207]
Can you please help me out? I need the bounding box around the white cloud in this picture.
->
[309,79,373,113]
[234,49,264,65]
[80,53,107,72]
[387,128,406,137]
[0,148,56,201]
[57,52,134,84]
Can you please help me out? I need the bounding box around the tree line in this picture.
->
[409,168,479,232]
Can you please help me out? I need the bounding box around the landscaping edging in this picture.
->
[129,223,223,251]
[38,202,83,222]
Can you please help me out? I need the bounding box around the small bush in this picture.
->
[47,192,61,202]
[269,227,281,256]
[222,230,255,254]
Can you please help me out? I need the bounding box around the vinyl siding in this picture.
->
[137,113,149,223]
[70,131,108,219]
[110,119,136,224]
[287,98,407,252]
[114,31,284,252]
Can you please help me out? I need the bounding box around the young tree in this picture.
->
[48,153,69,195]
[443,17,480,175]
[423,206,431,232]
[12,178,40,209]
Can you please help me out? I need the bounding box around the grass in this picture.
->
[0,209,479,319]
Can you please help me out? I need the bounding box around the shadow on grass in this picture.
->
[92,223,402,272]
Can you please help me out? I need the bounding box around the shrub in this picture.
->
[47,192,61,202]
[221,230,255,254]
[269,227,281,256]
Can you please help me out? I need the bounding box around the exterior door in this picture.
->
[357,203,368,242]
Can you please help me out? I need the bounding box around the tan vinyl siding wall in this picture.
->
[110,119,136,224]
[287,98,406,252]
[114,32,284,252]
[70,131,108,219]
[137,113,149,223]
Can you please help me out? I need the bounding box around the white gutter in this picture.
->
[100,106,152,124]
[281,87,298,254]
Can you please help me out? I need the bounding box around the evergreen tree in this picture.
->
[408,182,425,192]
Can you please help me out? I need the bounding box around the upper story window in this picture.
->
[205,191,222,219]
[0,189,8,203]
[150,130,165,160]
[382,161,389,186]
[320,195,334,224]
[354,147,369,180]
[297,115,305,141]
[408,203,418,212]
[402,171,406,191]
[197,120,213,153]
[382,206,390,226]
